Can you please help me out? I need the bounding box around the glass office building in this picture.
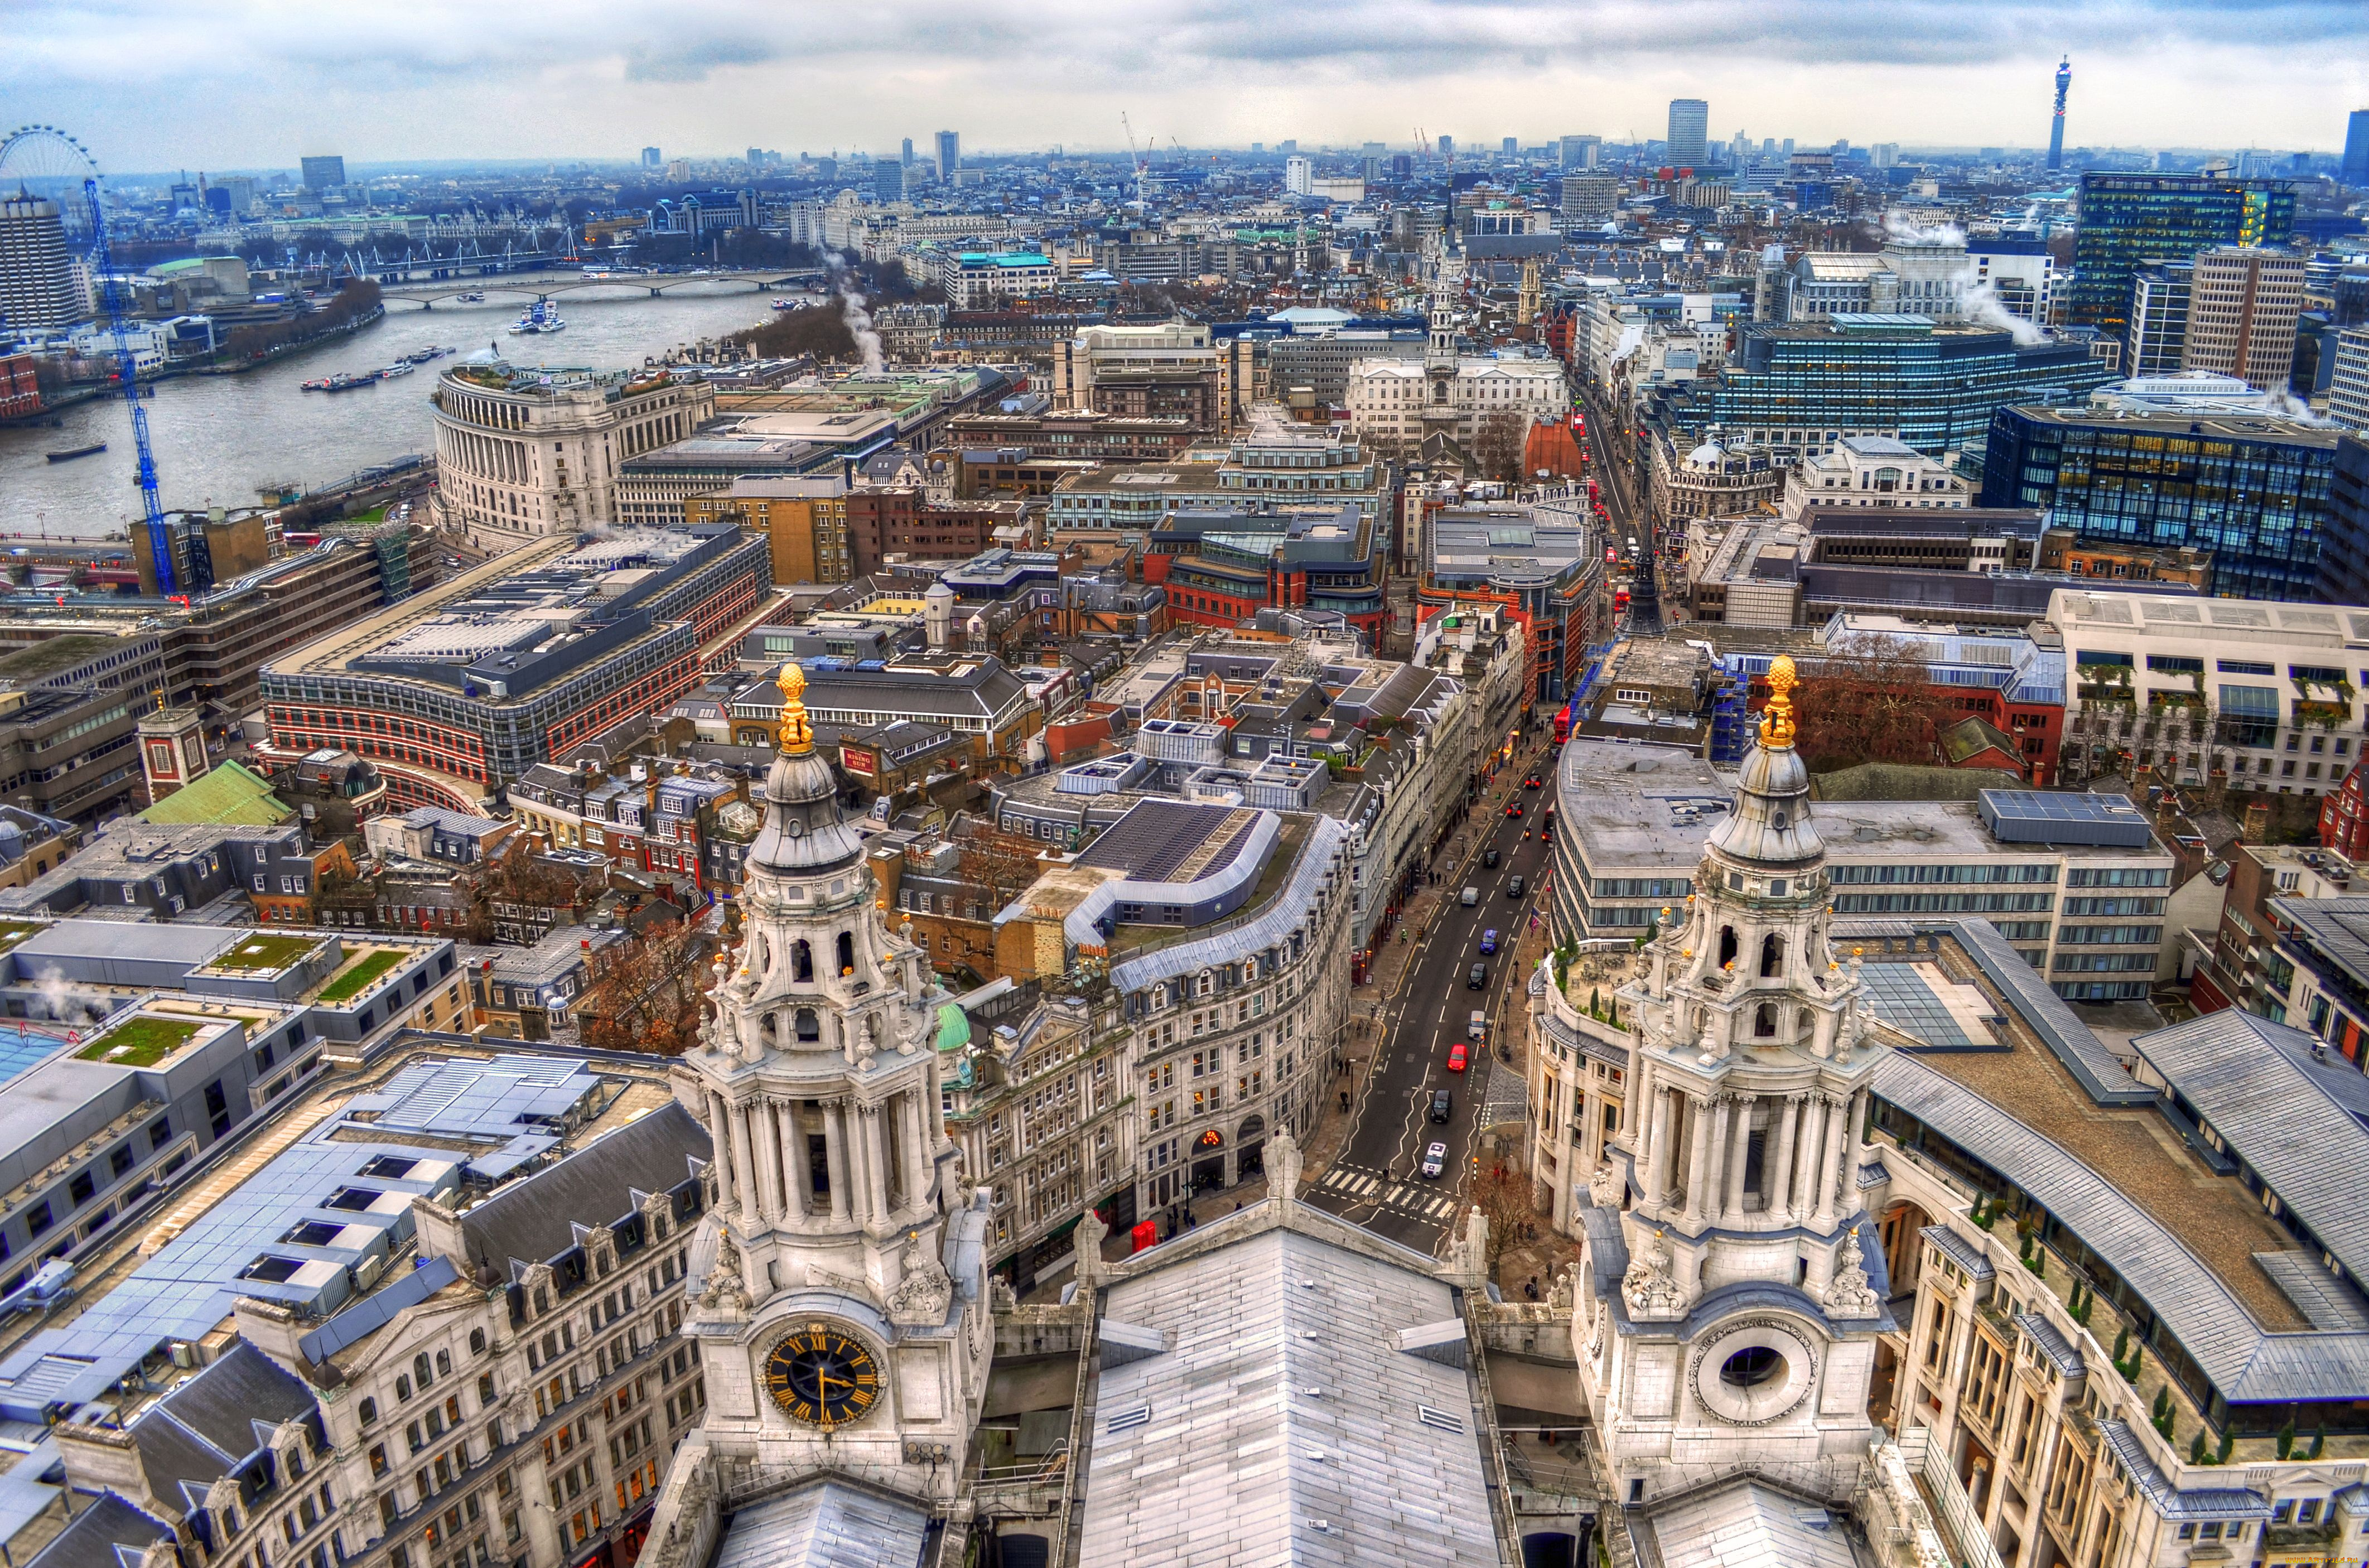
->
[2066,173,2295,338]
[1654,314,2113,457]
[1979,405,2340,600]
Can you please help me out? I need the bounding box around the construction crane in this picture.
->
[1120,113,1151,207]
[0,127,172,592]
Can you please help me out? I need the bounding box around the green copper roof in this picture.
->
[934,1002,971,1053]
[138,760,295,827]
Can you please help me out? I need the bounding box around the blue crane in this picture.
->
[80,172,175,594]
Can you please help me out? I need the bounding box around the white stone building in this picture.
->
[1779,435,1974,518]
[1344,355,1568,447]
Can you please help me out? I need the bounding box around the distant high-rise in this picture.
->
[1502,136,1518,156]
[1284,155,1313,196]
[1391,153,1412,180]
[745,147,763,167]
[2068,172,2296,337]
[299,154,345,191]
[2126,262,2194,375]
[1437,134,1454,157]
[1870,143,1901,170]
[641,147,662,168]
[901,137,914,168]
[2047,57,2072,172]
[1666,99,1709,168]
[934,130,959,181]
[1559,134,1601,171]
[0,194,84,331]
[2343,110,2369,186]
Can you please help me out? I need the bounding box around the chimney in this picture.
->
[2242,799,2271,845]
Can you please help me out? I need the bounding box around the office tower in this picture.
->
[1284,156,1313,196]
[1870,143,1900,170]
[2067,172,2296,336]
[1437,135,1454,157]
[2126,262,2194,374]
[1560,135,1601,170]
[871,162,906,202]
[1781,138,1796,158]
[1391,153,1412,180]
[901,137,914,167]
[1362,155,1381,183]
[2329,328,2369,433]
[1560,175,1622,225]
[298,154,345,191]
[2183,246,2308,388]
[2344,110,2369,186]
[641,147,662,168]
[2048,57,2072,171]
[934,130,959,181]
[1667,99,1709,167]
[0,194,83,331]
[1278,139,1297,153]
[1502,136,1519,156]
[745,147,763,167]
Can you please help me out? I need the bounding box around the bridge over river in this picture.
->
[377,268,826,310]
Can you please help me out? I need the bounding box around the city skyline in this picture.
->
[7,0,2367,170]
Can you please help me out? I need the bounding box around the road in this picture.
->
[1304,750,1559,1254]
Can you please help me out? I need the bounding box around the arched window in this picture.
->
[468,1329,486,1356]
[413,1353,434,1390]
[1760,934,1783,978]
[1754,1003,1777,1038]
[1717,926,1738,968]
[435,1349,451,1376]
[837,932,856,976]
[791,939,813,983]
[394,1374,412,1402]
[794,1008,821,1043]
[359,1397,378,1427]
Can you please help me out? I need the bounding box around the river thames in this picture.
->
[0,285,797,537]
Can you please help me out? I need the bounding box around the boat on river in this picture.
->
[45,442,105,463]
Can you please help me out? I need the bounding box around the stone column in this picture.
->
[727,1099,760,1219]
[1768,1093,1802,1219]
[823,1099,852,1223]
[1811,1093,1848,1227]
[705,1090,733,1205]
[1701,1097,1732,1225]
[1843,1085,1871,1210]
[777,1101,809,1219]
[1792,1091,1829,1223]
[1681,1094,1713,1224]
[899,1092,929,1214]
[1723,1096,1754,1219]
[1646,1085,1675,1204]
[751,1096,782,1220]
[858,1102,887,1225]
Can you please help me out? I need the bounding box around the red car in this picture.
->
[1447,1042,1469,1072]
[1505,803,1523,818]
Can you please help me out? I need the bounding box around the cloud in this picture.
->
[2,0,2363,166]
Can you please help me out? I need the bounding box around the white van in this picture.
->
[1460,886,1480,907]
[1468,1011,1488,1044]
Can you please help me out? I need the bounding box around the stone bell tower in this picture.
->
[1574,657,1892,1503]
[673,659,992,1500]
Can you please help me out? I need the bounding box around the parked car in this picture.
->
[1507,876,1526,898]
[1430,1089,1453,1123]
[1479,929,1498,954]
[1468,962,1488,989]
[1421,1141,1448,1179]
[1448,1041,1469,1072]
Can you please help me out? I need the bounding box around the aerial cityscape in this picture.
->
[3,4,2369,1565]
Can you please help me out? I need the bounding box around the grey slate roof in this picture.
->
[2013,1313,2087,1378]
[1079,1226,1496,1567]
[459,1102,708,1276]
[711,1478,929,1568]
[1878,1053,2369,1403]
[1649,1482,1860,1568]
[2095,1420,2268,1519]
[2128,1009,2369,1284]
[1918,1224,1995,1282]
[24,1492,173,1568]
[1109,814,1350,994]
[123,1340,316,1504]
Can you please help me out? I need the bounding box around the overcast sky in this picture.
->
[8,0,2367,175]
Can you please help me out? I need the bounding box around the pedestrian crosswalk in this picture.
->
[1310,1162,1460,1222]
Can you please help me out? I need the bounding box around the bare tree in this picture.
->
[579,924,713,1056]
[1473,412,1527,485]
[955,823,1047,914]
[1794,633,1954,771]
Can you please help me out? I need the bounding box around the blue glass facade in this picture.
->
[1979,406,2339,600]
[1654,315,2112,457]
[2067,173,2295,339]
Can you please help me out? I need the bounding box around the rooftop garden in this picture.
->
[0,921,46,958]
[206,933,324,972]
[77,1015,201,1068]
[317,949,407,1005]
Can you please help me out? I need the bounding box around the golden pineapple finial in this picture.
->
[776,660,813,755]
[1759,655,1798,750]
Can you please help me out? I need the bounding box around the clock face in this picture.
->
[764,1323,881,1428]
